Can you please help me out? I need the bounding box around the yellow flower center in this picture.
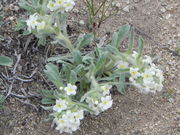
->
[104,101,108,105]
[60,120,65,123]
[132,71,137,76]
[67,88,73,92]
[145,74,150,78]
[119,65,125,68]
[50,3,54,7]
[58,0,63,5]
[66,3,71,7]
[57,104,62,108]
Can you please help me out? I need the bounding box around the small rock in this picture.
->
[165,14,171,19]
[123,6,130,12]
[160,7,166,13]
[79,20,85,25]
[134,0,140,3]
[176,108,180,114]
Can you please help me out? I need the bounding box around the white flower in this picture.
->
[132,51,138,59]
[55,0,65,7]
[74,110,84,120]
[53,99,67,112]
[141,70,154,82]
[130,67,140,78]
[143,55,152,64]
[47,1,57,11]
[26,13,38,32]
[64,0,75,12]
[55,117,68,130]
[36,21,46,31]
[101,85,112,95]
[116,61,129,69]
[99,96,113,111]
[64,83,77,95]
[156,69,164,82]
[55,110,82,133]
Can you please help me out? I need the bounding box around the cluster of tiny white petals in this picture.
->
[47,0,75,12]
[64,83,77,95]
[54,110,84,134]
[53,99,68,112]
[26,13,46,32]
[129,55,164,93]
[85,85,113,115]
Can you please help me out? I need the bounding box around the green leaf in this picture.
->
[75,34,94,49]
[0,56,13,66]
[41,98,55,105]
[127,28,134,54]
[116,73,126,94]
[15,19,27,31]
[94,51,108,74]
[111,24,130,48]
[137,37,144,60]
[72,50,82,65]
[69,70,77,84]
[38,89,55,99]
[0,95,5,109]
[0,35,5,41]
[44,63,63,88]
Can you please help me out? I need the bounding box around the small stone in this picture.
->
[168,98,174,103]
[165,14,171,19]
[123,6,130,12]
[176,108,180,114]
[79,20,85,25]
[134,0,140,3]
[160,7,166,13]
[73,8,79,13]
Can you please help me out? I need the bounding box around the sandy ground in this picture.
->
[0,0,179,135]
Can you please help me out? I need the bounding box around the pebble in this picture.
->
[165,14,171,19]
[134,0,140,3]
[160,7,166,13]
[123,6,130,12]
[79,20,85,25]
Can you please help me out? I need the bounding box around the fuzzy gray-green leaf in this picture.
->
[111,24,130,48]
[0,56,13,66]
[44,63,63,88]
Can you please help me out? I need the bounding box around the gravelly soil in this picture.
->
[0,0,179,135]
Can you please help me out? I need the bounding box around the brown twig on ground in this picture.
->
[5,53,21,99]
[15,97,39,111]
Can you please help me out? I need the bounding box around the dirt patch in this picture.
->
[0,0,180,135]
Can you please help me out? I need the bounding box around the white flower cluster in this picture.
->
[129,52,164,93]
[85,85,113,115]
[26,13,46,32]
[47,0,75,12]
[54,109,84,134]
[52,83,84,133]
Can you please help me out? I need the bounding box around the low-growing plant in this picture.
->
[40,25,164,133]
[16,0,75,46]
[16,0,164,134]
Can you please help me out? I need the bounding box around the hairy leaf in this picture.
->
[44,63,63,88]
[111,24,130,48]
[75,34,94,49]
[0,56,13,66]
